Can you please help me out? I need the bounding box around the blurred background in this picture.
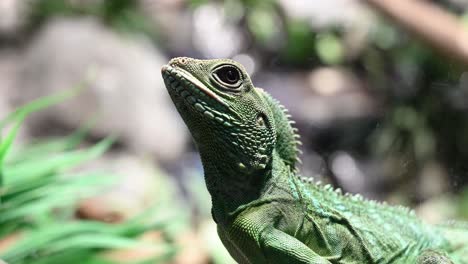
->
[0,0,468,263]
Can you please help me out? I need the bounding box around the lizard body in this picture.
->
[161,57,468,263]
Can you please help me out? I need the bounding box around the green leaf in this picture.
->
[6,117,95,165]
[0,112,26,195]
[3,137,114,186]
[0,76,178,264]
[46,234,160,252]
[0,86,83,130]
[0,173,115,223]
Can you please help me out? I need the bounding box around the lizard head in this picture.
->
[162,57,278,173]
[161,58,297,173]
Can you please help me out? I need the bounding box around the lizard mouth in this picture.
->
[162,65,235,125]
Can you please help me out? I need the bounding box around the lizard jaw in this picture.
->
[162,65,228,108]
[162,65,235,126]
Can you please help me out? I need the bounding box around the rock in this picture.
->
[0,50,30,144]
[15,17,187,163]
[191,3,244,58]
[140,0,195,55]
[144,1,245,58]
[0,51,16,119]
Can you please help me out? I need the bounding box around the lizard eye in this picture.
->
[213,65,242,89]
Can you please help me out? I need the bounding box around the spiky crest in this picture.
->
[258,89,302,172]
[296,174,418,218]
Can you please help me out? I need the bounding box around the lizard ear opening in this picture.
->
[256,113,267,128]
[256,88,301,171]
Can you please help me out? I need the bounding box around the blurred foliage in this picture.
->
[18,0,468,228]
[28,0,154,35]
[0,93,179,263]
[234,0,467,193]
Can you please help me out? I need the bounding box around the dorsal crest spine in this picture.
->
[259,89,301,172]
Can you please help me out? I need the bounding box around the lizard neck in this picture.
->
[200,151,270,215]
[200,149,293,221]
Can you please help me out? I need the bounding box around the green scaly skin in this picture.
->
[161,57,468,264]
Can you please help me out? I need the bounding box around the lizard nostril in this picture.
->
[169,57,189,67]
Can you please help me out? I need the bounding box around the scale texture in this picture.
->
[161,57,468,264]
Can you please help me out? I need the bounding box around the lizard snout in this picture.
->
[169,57,192,67]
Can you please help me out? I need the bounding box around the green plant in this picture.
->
[0,92,177,264]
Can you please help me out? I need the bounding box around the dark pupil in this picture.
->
[217,67,240,85]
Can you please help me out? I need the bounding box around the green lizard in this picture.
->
[161,57,468,263]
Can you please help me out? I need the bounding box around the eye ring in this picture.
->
[212,65,242,89]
